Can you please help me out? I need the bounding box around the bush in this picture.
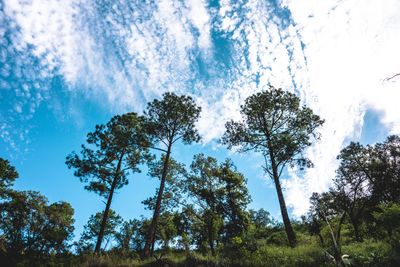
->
[342,239,400,266]
[265,231,289,246]
[217,239,325,267]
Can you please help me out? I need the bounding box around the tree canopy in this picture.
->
[0,158,19,196]
[142,92,201,258]
[222,86,324,247]
[66,112,150,253]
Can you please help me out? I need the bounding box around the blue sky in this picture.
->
[1,0,400,242]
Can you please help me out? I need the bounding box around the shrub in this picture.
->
[342,239,400,266]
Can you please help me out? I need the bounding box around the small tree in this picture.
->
[0,160,74,258]
[0,158,19,197]
[142,156,186,252]
[142,92,201,258]
[369,135,400,203]
[185,154,251,255]
[114,218,145,253]
[66,113,149,254]
[373,202,400,242]
[77,210,122,253]
[218,159,251,243]
[309,192,347,266]
[222,86,324,247]
[40,201,75,254]
[333,142,371,242]
[186,154,224,255]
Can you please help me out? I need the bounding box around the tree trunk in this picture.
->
[318,233,324,245]
[266,135,296,247]
[349,214,362,242]
[323,211,346,267]
[150,236,155,255]
[336,211,347,246]
[208,216,215,256]
[143,142,172,258]
[271,169,297,247]
[94,153,124,254]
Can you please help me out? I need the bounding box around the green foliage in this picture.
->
[66,112,149,253]
[333,142,374,242]
[218,159,251,242]
[222,87,324,162]
[142,92,201,257]
[249,208,274,228]
[143,156,187,212]
[368,135,400,203]
[0,158,19,196]
[256,243,324,267]
[154,211,178,250]
[306,135,400,266]
[0,190,74,256]
[219,239,325,267]
[373,202,400,247]
[76,210,122,253]
[144,92,201,146]
[266,230,290,246]
[114,219,146,253]
[184,154,251,255]
[245,209,276,247]
[342,239,399,266]
[310,135,400,249]
[222,86,324,247]
[0,159,75,265]
[330,135,400,217]
[66,112,149,199]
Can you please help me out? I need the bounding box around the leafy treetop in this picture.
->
[144,92,201,147]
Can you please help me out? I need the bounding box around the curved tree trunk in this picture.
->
[94,153,124,254]
[143,142,172,258]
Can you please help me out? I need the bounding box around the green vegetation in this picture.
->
[221,87,324,247]
[1,89,399,266]
[66,112,150,254]
[142,92,201,258]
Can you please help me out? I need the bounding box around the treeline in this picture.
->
[0,158,75,264]
[0,87,399,266]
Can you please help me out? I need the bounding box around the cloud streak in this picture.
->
[284,0,400,215]
[2,0,400,215]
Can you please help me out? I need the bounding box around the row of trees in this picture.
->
[1,133,399,265]
[66,93,202,257]
[74,154,254,257]
[65,87,323,257]
[2,86,398,265]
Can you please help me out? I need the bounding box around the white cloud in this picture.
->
[283,0,400,216]
[195,0,308,143]
[4,0,83,82]
[3,0,400,216]
[187,0,212,50]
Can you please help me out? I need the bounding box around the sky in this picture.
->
[1,0,400,242]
